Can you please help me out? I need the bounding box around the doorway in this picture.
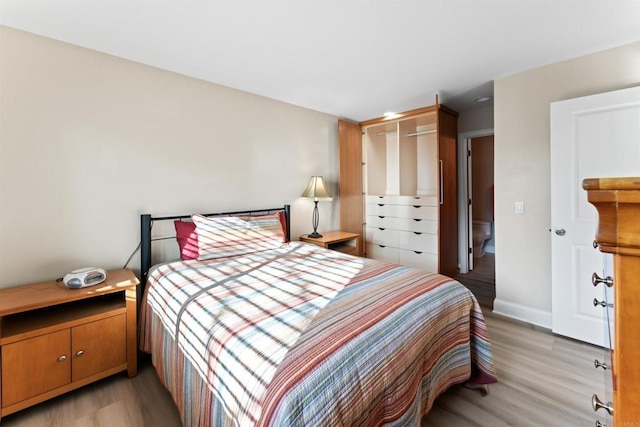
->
[456,132,495,309]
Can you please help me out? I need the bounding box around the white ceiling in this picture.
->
[1,0,639,121]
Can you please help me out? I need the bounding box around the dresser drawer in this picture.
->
[398,249,438,272]
[366,244,399,264]
[367,204,437,220]
[366,216,438,234]
[395,205,438,220]
[366,215,394,230]
[398,231,438,254]
[365,227,399,248]
[400,218,438,234]
[367,203,402,217]
[366,195,438,206]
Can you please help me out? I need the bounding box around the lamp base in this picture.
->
[307,231,323,238]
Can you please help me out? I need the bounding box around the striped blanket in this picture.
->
[140,242,496,426]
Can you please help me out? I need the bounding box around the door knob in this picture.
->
[554,228,566,236]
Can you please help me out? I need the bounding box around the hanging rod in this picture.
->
[406,130,437,137]
[375,130,397,136]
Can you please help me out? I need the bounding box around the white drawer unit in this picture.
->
[365,227,399,247]
[398,249,438,272]
[366,244,399,265]
[364,197,439,272]
[398,231,438,254]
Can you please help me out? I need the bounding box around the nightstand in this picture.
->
[0,268,139,419]
[300,231,360,256]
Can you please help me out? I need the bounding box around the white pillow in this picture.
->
[192,213,285,260]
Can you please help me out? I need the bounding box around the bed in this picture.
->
[138,206,497,426]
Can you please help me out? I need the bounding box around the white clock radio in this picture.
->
[63,267,107,288]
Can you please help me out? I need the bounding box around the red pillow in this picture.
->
[278,210,289,243]
[174,211,288,260]
[174,220,199,260]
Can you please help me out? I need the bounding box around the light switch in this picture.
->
[515,201,524,214]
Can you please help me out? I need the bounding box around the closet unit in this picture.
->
[338,104,458,277]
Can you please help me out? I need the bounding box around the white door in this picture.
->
[551,86,640,346]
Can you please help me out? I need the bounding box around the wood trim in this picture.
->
[437,108,459,277]
[338,119,364,256]
[358,103,459,127]
[125,286,138,377]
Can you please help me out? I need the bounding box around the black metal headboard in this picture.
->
[140,205,290,288]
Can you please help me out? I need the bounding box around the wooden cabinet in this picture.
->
[338,103,458,276]
[300,231,360,256]
[583,177,640,426]
[0,269,139,419]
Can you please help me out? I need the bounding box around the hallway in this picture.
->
[455,253,495,309]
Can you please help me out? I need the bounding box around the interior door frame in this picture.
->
[457,128,494,274]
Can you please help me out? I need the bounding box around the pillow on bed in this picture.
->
[193,213,285,260]
[174,220,199,260]
[174,211,288,260]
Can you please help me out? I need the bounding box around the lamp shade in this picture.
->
[300,176,332,201]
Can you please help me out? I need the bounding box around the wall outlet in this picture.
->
[515,201,524,214]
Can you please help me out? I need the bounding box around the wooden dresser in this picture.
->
[0,269,139,419]
[583,177,640,426]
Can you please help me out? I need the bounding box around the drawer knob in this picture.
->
[593,240,599,249]
[413,205,421,208]
[414,251,422,254]
[413,219,422,222]
[594,359,610,370]
[592,394,613,415]
[378,204,384,206]
[57,355,67,362]
[595,421,606,427]
[378,216,385,219]
[413,232,422,235]
[378,228,385,231]
[592,272,613,288]
[76,350,85,357]
[593,298,612,308]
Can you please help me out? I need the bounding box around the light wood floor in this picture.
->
[1,311,609,426]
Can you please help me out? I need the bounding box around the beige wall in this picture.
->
[494,41,640,326]
[458,106,493,134]
[0,26,339,287]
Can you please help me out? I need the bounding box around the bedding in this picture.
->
[140,241,496,427]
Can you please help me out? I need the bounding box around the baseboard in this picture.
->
[492,299,552,329]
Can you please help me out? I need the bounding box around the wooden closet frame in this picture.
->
[338,103,459,277]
